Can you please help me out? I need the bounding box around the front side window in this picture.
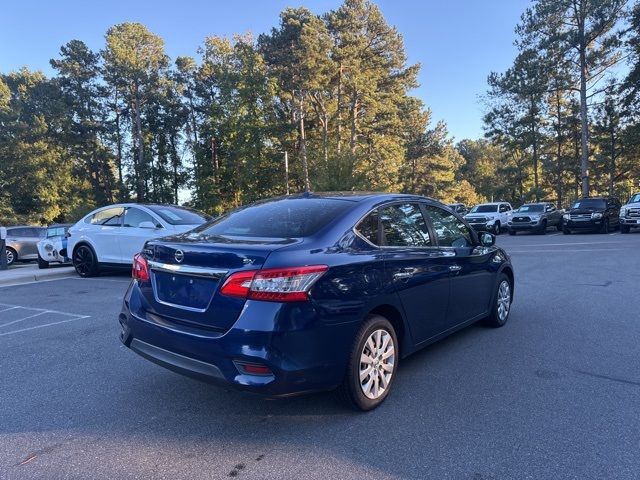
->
[355,210,379,246]
[629,193,640,204]
[379,203,431,247]
[123,207,157,228]
[90,207,125,226]
[423,205,474,248]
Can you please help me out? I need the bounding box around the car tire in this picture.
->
[73,244,99,277]
[37,255,49,269]
[620,225,630,234]
[338,314,399,411]
[537,220,547,235]
[5,247,17,266]
[484,273,512,328]
[493,222,501,235]
[600,218,610,234]
[562,227,571,235]
[556,221,563,232]
[508,229,516,236]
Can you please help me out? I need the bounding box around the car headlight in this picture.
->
[44,243,54,252]
[563,213,570,220]
[620,208,627,217]
[591,212,603,219]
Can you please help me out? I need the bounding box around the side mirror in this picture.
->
[480,232,496,247]
[139,221,159,229]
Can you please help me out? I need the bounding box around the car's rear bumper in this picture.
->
[119,281,358,397]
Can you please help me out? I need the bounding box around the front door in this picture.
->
[422,205,495,326]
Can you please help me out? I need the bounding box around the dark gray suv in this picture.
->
[4,226,46,266]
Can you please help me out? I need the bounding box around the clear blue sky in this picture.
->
[0,0,529,140]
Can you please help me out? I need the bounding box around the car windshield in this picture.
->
[628,193,640,204]
[470,204,498,213]
[194,198,353,239]
[517,204,544,213]
[146,205,209,226]
[572,199,606,209]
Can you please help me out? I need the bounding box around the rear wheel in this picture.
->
[5,248,16,266]
[73,244,99,277]
[484,273,512,328]
[37,255,49,269]
[339,315,398,411]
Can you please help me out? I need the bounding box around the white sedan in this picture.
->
[67,203,209,277]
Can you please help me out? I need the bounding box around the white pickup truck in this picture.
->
[464,202,514,235]
[620,192,640,234]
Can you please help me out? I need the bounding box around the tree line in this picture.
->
[1,0,639,225]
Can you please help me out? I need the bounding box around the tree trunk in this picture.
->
[578,21,590,198]
[555,91,564,208]
[531,100,539,201]
[133,84,145,202]
[609,127,615,195]
[349,91,358,155]
[299,95,310,192]
[114,90,124,198]
[337,63,343,156]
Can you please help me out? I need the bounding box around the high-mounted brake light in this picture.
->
[220,265,328,302]
[132,253,150,281]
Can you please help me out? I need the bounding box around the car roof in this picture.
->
[276,192,436,203]
[475,202,508,206]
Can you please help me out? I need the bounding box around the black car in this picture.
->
[562,197,621,234]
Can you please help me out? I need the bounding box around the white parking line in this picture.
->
[0,303,88,318]
[0,306,20,313]
[0,316,93,337]
[0,311,47,328]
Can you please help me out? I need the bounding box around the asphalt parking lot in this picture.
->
[1,231,639,480]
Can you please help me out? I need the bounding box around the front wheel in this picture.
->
[600,218,610,234]
[5,248,16,266]
[508,229,516,236]
[73,245,99,277]
[37,255,49,269]
[484,274,513,328]
[562,227,571,235]
[620,225,630,234]
[493,222,501,235]
[537,220,547,235]
[339,315,399,411]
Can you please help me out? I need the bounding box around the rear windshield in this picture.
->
[517,204,544,212]
[470,204,498,213]
[572,199,606,209]
[194,198,353,238]
[628,194,640,204]
[146,205,209,226]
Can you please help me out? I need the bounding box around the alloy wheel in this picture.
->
[5,249,15,265]
[497,279,511,322]
[359,329,395,400]
[73,246,93,276]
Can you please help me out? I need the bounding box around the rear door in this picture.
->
[88,207,125,263]
[422,204,495,326]
[379,203,451,344]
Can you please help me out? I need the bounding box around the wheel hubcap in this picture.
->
[359,329,395,400]
[6,249,14,264]
[497,280,511,322]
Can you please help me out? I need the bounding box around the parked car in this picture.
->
[619,192,640,234]
[562,197,621,234]
[67,203,209,277]
[464,202,513,235]
[3,226,46,266]
[119,193,515,411]
[447,203,468,215]
[37,224,73,268]
[507,202,563,235]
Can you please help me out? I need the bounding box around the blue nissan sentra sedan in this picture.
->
[120,192,514,410]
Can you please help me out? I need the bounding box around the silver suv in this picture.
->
[4,226,46,266]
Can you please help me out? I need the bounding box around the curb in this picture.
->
[0,267,77,287]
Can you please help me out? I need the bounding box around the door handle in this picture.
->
[448,265,462,272]
[393,267,417,280]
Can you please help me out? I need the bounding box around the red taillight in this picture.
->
[132,253,150,281]
[220,265,328,302]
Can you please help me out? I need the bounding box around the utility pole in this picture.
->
[283,151,290,195]
[0,227,7,271]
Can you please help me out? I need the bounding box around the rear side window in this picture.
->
[355,211,379,245]
[8,228,29,237]
[423,205,473,248]
[380,203,431,247]
[195,198,353,238]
